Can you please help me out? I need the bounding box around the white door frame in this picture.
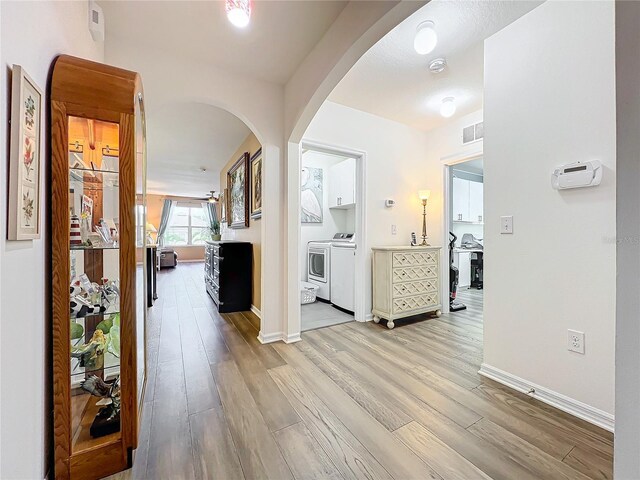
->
[288,139,368,338]
[441,148,483,313]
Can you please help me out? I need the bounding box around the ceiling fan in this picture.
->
[205,190,218,203]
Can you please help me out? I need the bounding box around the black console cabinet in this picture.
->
[205,241,252,313]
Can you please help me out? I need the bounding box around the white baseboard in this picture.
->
[250,305,261,318]
[257,331,282,344]
[479,363,614,432]
[257,331,301,344]
[364,313,373,322]
[284,333,301,343]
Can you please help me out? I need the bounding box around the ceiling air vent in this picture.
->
[462,121,483,144]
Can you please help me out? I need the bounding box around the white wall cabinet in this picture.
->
[329,158,356,209]
[452,177,470,221]
[452,177,483,223]
[469,181,484,223]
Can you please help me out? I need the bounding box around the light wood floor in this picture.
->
[107,263,613,480]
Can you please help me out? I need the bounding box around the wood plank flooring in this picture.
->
[106,265,613,480]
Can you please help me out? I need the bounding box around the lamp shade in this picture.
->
[146,222,157,233]
[418,190,431,201]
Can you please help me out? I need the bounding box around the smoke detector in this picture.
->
[429,58,447,74]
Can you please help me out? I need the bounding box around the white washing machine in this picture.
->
[307,233,355,302]
[330,235,356,313]
[307,240,332,301]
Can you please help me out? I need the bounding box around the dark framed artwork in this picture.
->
[227,152,249,228]
[250,148,262,219]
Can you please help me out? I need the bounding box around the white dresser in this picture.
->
[372,246,442,329]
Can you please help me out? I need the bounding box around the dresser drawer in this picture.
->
[392,279,438,299]
[392,250,438,267]
[392,292,439,314]
[392,264,438,283]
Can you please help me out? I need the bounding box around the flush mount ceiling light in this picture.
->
[414,20,437,55]
[440,97,456,118]
[429,58,447,74]
[226,0,252,28]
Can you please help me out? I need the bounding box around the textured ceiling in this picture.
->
[101,0,348,85]
[329,0,542,132]
[145,102,250,197]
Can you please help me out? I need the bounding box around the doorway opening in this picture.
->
[298,141,366,332]
[443,153,484,323]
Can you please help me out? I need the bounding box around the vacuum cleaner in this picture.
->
[449,232,467,312]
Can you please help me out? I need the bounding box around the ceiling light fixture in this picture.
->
[226,0,252,28]
[440,97,456,118]
[414,20,437,55]
[429,58,447,74]
[208,190,217,203]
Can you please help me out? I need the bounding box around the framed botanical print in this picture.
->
[227,152,249,228]
[250,148,262,219]
[8,65,43,240]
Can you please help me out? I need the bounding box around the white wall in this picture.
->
[0,2,104,478]
[300,151,353,282]
[304,102,483,316]
[483,1,616,417]
[614,0,640,476]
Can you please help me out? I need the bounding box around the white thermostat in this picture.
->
[385,199,395,208]
[551,160,602,190]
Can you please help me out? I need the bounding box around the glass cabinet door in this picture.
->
[135,92,147,406]
[68,116,123,452]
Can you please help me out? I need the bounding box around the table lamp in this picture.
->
[418,190,431,246]
[146,222,157,245]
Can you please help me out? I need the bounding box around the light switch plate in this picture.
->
[391,224,397,235]
[501,215,513,234]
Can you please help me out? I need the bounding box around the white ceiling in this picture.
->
[145,102,250,197]
[328,0,541,132]
[101,0,348,85]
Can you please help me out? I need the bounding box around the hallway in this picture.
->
[110,263,612,480]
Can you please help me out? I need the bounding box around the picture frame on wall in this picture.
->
[220,189,227,224]
[250,148,262,219]
[301,166,323,223]
[8,65,43,240]
[227,152,249,228]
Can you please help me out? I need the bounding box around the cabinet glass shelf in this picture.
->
[69,166,119,175]
[71,307,120,321]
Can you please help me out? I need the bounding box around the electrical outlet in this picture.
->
[391,224,397,235]
[568,329,585,354]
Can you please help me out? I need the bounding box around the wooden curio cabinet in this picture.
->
[50,56,147,479]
